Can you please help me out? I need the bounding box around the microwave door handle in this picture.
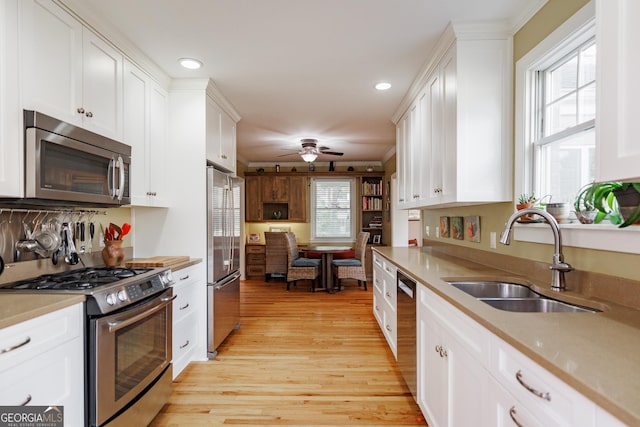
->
[107,158,115,199]
[116,156,125,201]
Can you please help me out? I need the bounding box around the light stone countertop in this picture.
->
[0,294,85,330]
[373,246,640,426]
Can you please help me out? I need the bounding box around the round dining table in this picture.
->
[305,245,352,293]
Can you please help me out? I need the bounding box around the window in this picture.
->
[515,4,596,204]
[533,38,596,203]
[310,178,355,242]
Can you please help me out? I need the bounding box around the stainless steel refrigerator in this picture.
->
[207,166,242,358]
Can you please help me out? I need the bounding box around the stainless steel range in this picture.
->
[0,266,175,427]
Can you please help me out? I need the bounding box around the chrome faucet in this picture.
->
[499,208,573,291]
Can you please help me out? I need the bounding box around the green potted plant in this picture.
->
[613,183,640,227]
[573,182,622,224]
[573,182,640,227]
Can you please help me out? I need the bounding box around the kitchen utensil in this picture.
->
[62,223,79,265]
[80,222,86,254]
[88,222,94,252]
[120,223,131,239]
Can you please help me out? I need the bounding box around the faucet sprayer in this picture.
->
[499,208,573,291]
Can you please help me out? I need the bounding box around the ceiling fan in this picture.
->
[279,138,344,162]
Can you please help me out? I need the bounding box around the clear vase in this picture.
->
[102,240,125,267]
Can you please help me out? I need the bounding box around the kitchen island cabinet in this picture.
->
[0,302,84,426]
[595,0,640,182]
[21,0,124,141]
[372,247,631,426]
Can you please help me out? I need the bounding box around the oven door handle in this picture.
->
[107,295,176,333]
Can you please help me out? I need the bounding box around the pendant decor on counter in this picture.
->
[102,240,125,267]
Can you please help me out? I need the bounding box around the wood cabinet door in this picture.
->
[245,176,262,221]
[288,175,307,221]
[261,175,289,202]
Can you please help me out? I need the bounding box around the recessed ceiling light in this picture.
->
[179,58,203,70]
[375,82,391,91]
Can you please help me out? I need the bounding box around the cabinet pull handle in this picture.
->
[375,305,380,312]
[509,406,524,427]
[76,107,85,114]
[221,154,227,159]
[179,303,190,310]
[515,370,551,401]
[20,394,32,406]
[1,336,31,354]
[179,340,190,349]
[85,111,94,118]
[385,291,391,298]
[385,324,392,332]
[180,275,190,281]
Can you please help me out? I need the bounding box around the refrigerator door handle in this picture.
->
[211,271,241,289]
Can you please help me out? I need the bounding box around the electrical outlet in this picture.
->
[435,226,440,239]
[490,232,496,249]
[425,225,430,237]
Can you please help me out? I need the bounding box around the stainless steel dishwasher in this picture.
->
[397,269,417,400]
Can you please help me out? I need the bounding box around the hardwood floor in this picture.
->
[150,279,427,426]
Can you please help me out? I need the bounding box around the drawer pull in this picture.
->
[179,274,190,281]
[385,324,392,332]
[179,303,190,311]
[1,336,31,355]
[385,291,391,298]
[516,370,551,401]
[375,305,380,312]
[20,394,32,406]
[509,406,524,427]
[179,340,190,349]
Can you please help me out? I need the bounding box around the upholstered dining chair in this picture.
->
[284,232,321,291]
[264,232,288,281]
[332,231,370,290]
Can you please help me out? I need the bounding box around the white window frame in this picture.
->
[310,177,356,243]
[514,1,640,255]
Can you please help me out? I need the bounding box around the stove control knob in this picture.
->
[106,293,117,306]
[117,290,127,302]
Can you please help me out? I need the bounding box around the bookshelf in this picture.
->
[360,175,384,245]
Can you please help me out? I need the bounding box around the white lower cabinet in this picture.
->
[490,336,597,427]
[417,285,490,427]
[415,281,624,427]
[372,253,397,358]
[0,303,84,426]
[172,265,203,379]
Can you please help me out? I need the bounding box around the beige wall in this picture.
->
[422,0,640,281]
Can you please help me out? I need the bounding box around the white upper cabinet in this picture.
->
[124,60,169,207]
[206,82,240,173]
[394,22,512,208]
[0,0,22,197]
[595,0,640,182]
[21,0,123,140]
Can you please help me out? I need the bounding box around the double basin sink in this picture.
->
[446,281,600,313]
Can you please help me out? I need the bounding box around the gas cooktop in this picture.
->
[0,266,175,314]
[1,267,153,291]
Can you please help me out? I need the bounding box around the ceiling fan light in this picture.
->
[300,152,318,162]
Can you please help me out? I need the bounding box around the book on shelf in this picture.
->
[362,196,382,211]
[362,180,383,196]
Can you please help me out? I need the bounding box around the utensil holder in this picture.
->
[102,240,125,267]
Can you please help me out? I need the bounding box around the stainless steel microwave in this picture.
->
[24,110,131,206]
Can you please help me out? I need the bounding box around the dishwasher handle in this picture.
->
[398,281,414,298]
